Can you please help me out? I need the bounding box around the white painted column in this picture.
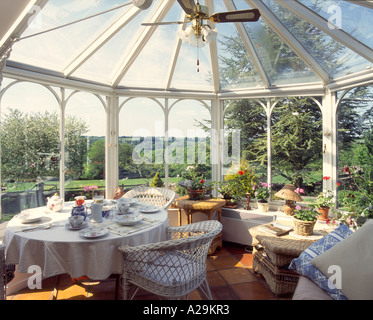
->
[105,93,119,199]
[164,98,169,188]
[59,88,66,198]
[322,88,337,197]
[267,99,272,188]
[211,97,222,183]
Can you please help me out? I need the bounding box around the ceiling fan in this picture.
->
[142,0,260,44]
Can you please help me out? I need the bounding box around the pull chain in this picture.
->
[197,44,200,72]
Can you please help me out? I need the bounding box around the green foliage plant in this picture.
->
[294,205,318,221]
[150,172,164,188]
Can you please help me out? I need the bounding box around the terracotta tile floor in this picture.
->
[6,242,292,300]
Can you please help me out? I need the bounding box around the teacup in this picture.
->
[69,215,84,228]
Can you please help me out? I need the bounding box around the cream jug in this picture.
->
[90,203,103,223]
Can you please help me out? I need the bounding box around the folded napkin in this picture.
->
[107,221,160,236]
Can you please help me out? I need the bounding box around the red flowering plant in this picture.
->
[219,163,258,200]
[335,166,373,229]
[314,176,335,209]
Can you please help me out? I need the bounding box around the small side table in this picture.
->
[175,196,226,254]
[249,223,327,295]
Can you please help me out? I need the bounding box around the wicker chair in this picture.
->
[119,220,222,300]
[122,187,176,210]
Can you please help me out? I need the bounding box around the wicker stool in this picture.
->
[250,223,322,295]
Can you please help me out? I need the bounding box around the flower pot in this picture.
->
[187,189,205,200]
[257,202,268,212]
[292,217,316,236]
[317,207,329,221]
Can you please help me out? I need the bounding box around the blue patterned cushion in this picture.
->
[288,224,352,300]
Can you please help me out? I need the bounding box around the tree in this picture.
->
[150,172,164,187]
[0,108,88,183]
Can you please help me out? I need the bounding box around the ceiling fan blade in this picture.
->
[210,9,260,23]
[142,21,185,26]
[177,0,196,15]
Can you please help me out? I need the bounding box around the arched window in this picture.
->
[271,97,322,197]
[168,99,211,183]
[223,99,267,180]
[64,91,106,201]
[119,97,165,187]
[0,81,59,213]
[337,85,373,206]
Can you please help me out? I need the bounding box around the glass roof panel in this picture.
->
[72,2,160,85]
[216,17,263,89]
[171,40,213,91]
[298,0,373,49]
[3,0,373,93]
[10,0,127,73]
[119,2,183,89]
[232,0,319,86]
[263,0,371,78]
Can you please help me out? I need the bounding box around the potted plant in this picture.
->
[253,182,272,212]
[315,189,335,221]
[233,166,257,209]
[293,205,318,236]
[212,180,241,207]
[179,178,206,200]
[178,165,207,200]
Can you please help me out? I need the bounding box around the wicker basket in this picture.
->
[292,217,316,236]
[208,231,223,255]
[253,252,300,295]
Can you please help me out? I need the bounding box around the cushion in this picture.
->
[292,276,332,300]
[311,219,373,300]
[288,223,352,300]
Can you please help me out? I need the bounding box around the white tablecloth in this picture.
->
[4,202,169,280]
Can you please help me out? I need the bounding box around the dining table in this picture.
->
[3,200,169,281]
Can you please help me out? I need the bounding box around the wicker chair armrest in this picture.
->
[119,221,222,254]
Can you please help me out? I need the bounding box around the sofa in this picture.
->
[289,219,373,300]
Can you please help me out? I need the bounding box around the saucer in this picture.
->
[65,221,88,230]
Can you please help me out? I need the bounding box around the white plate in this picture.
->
[115,214,142,226]
[139,206,159,213]
[19,210,44,223]
[65,221,88,230]
[79,227,108,239]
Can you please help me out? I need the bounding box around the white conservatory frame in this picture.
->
[0,0,373,207]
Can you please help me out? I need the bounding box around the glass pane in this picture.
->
[74,1,161,85]
[168,99,211,195]
[263,0,371,78]
[0,81,60,214]
[118,97,165,188]
[337,85,373,214]
[223,99,267,180]
[298,0,373,49]
[11,0,128,73]
[64,92,106,201]
[271,97,322,197]
[119,2,182,89]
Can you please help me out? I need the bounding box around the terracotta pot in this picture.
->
[292,217,316,236]
[187,189,205,200]
[317,206,330,221]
